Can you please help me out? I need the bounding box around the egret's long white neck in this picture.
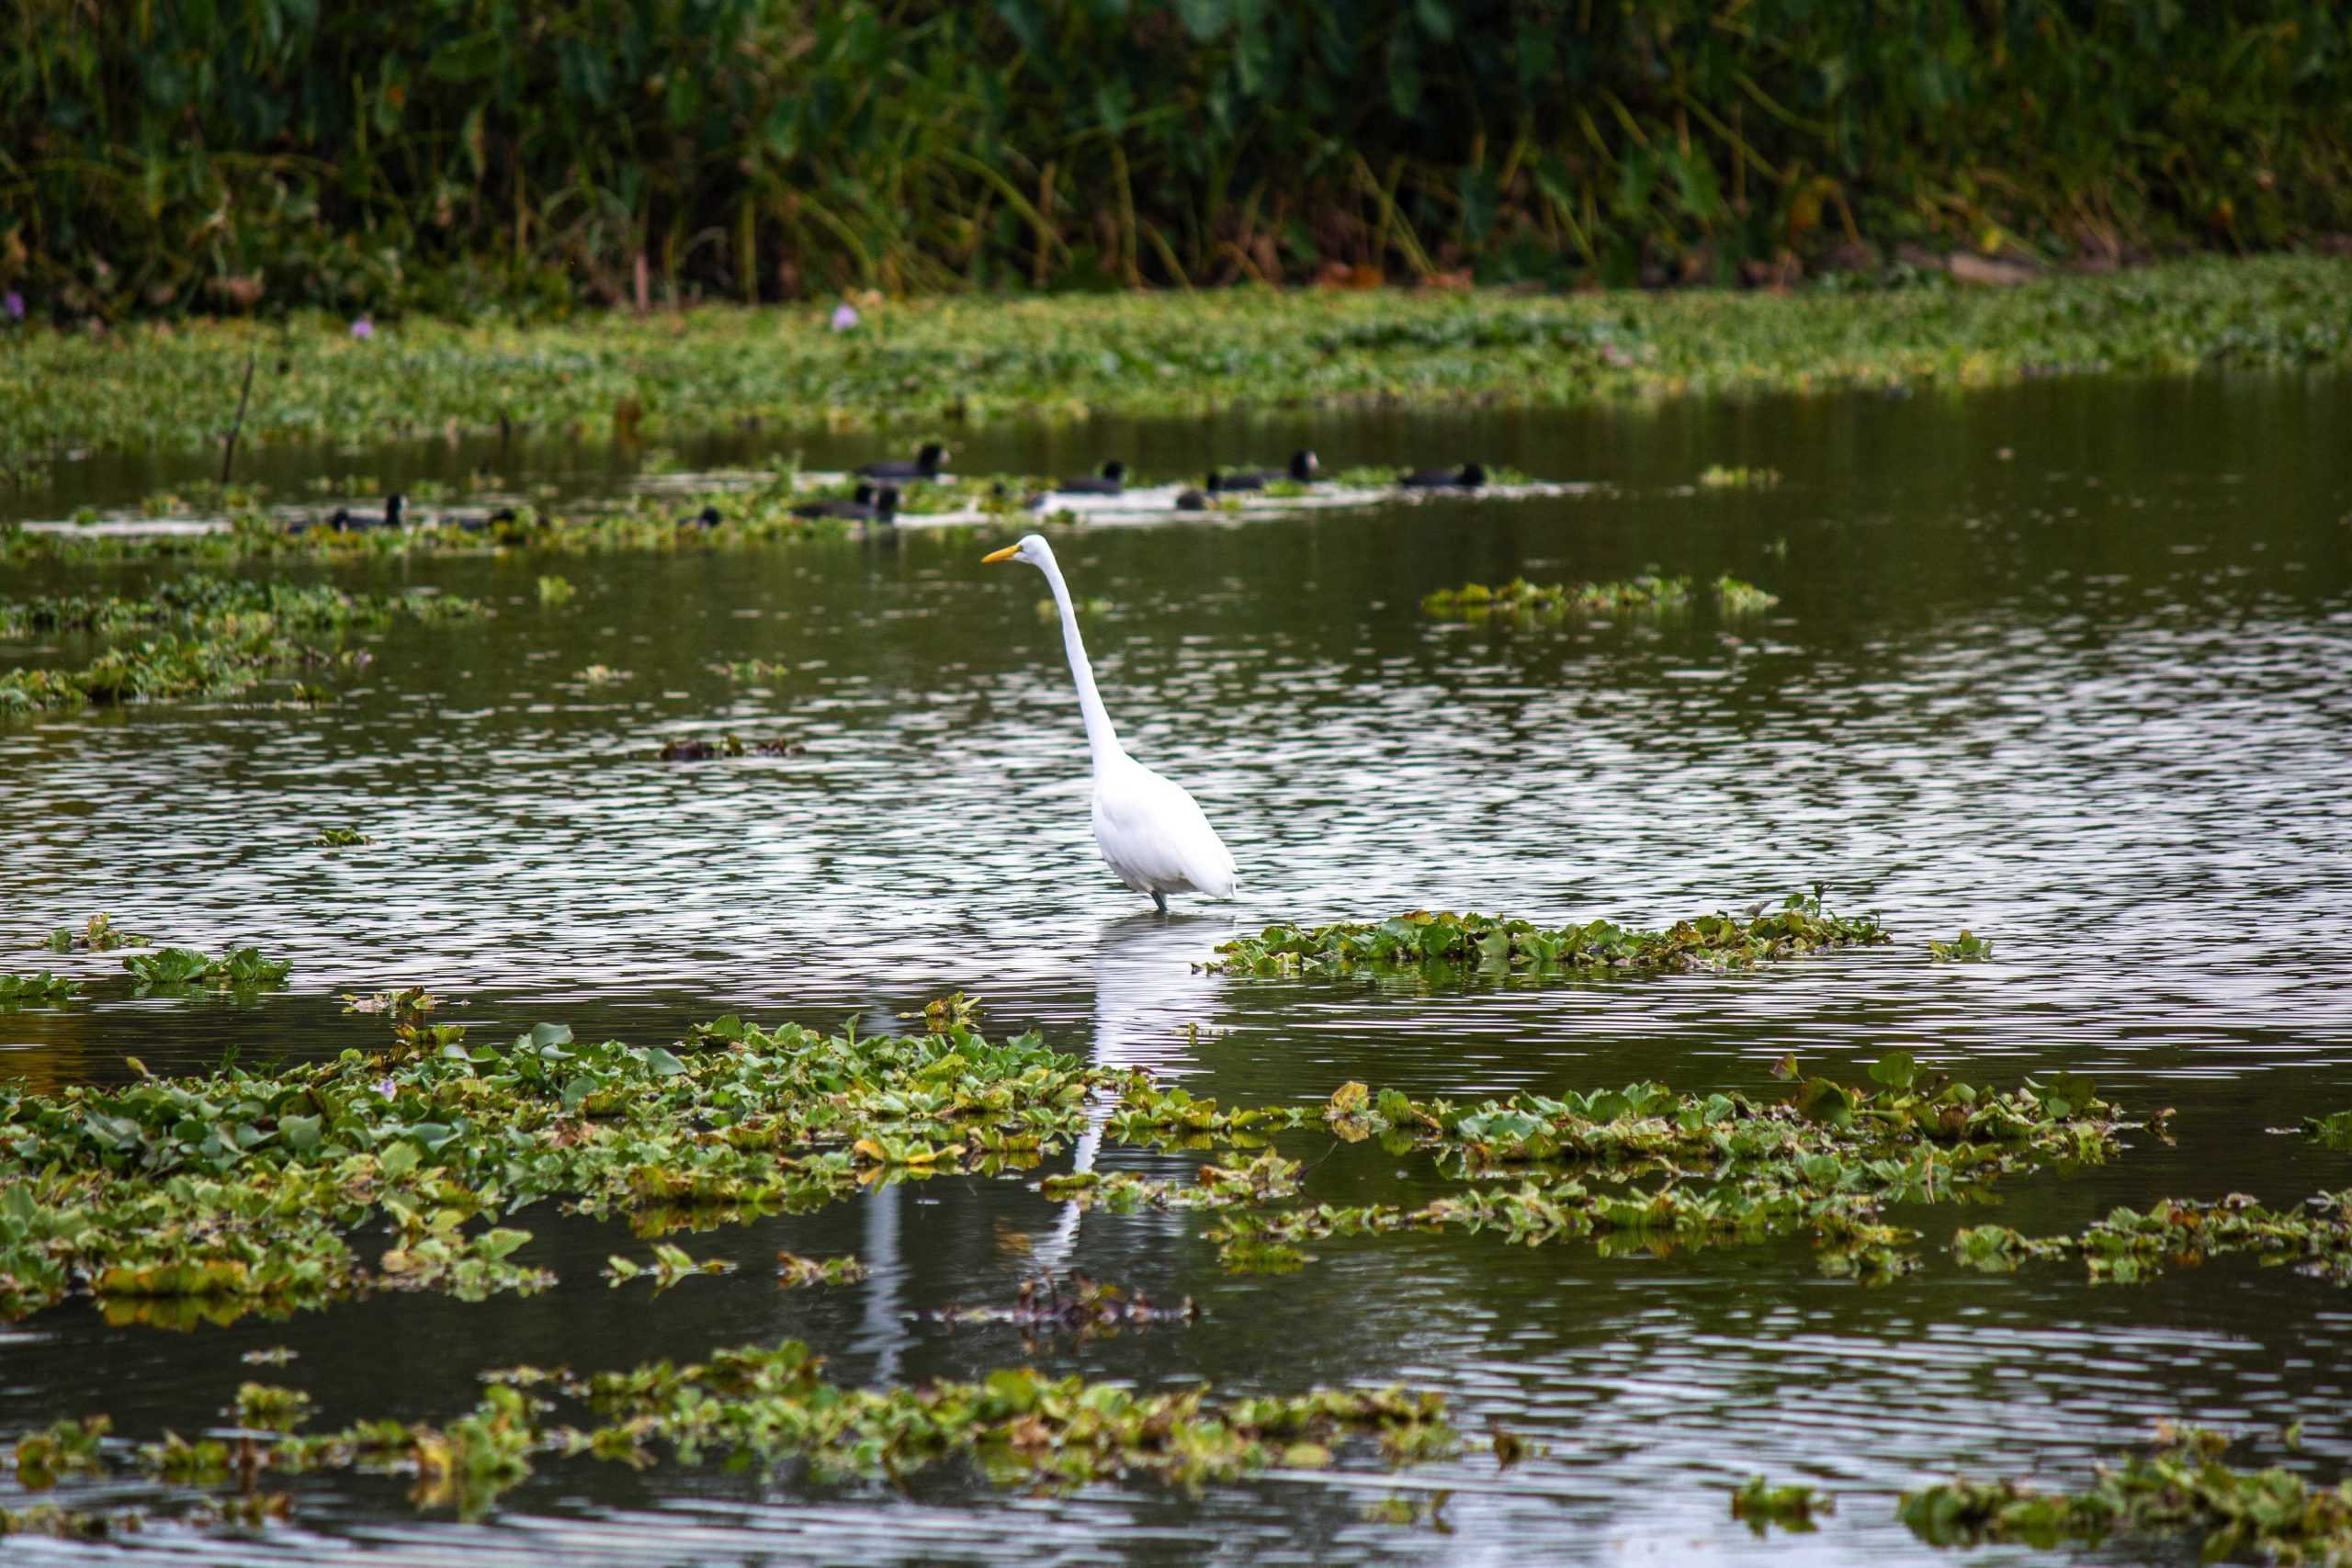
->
[1035,548,1123,768]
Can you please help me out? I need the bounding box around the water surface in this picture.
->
[4,373,2351,1562]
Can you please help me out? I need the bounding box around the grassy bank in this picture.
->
[4,257,2348,465]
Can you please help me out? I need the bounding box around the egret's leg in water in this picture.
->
[1152,890,1170,915]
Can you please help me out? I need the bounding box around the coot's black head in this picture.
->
[875,486,901,516]
[695,506,722,527]
[1289,449,1319,480]
[1101,459,1127,482]
[916,442,946,469]
[854,482,876,503]
[1205,469,1227,492]
[1460,463,1487,488]
[385,492,407,525]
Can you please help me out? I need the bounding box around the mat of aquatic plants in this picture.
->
[4,373,2352,1564]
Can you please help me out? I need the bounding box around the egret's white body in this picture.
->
[984,534,1238,911]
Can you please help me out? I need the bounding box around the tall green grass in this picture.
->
[4,1,2349,319]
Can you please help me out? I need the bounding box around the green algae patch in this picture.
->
[5,1340,1456,1524]
[1902,1423,2352,1561]
[1204,889,1886,977]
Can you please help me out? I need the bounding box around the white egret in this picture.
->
[983,534,1238,913]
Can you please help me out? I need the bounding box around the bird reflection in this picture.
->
[1027,911,1231,1276]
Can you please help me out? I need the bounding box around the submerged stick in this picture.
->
[220,351,256,483]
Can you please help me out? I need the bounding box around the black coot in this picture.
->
[855,442,946,481]
[1052,460,1127,496]
[1398,463,1487,490]
[1209,449,1319,491]
[329,493,407,531]
[795,484,899,523]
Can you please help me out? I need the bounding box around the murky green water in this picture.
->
[5,372,2352,1563]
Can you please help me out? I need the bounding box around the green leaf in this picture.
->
[474,1228,530,1262]
[1868,1051,1917,1090]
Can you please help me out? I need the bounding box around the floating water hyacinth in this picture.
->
[349,317,373,340]
[1421,575,1778,619]
[1900,1424,2352,1559]
[829,302,859,332]
[3,1342,1458,1527]
[1732,1477,1832,1533]
[1204,889,1886,976]
[0,973,77,1005]
[119,944,290,990]
[1422,575,1693,616]
[3,291,23,322]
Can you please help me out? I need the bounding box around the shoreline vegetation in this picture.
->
[3,257,2348,467]
[6,4,2348,324]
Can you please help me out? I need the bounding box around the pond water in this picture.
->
[4,371,2351,1563]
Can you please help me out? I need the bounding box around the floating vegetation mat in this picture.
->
[0,578,481,640]
[1421,574,1778,618]
[0,979,2135,1325]
[1204,890,1883,977]
[1902,1424,2352,1562]
[0,577,482,713]
[1953,1189,2352,1286]
[4,1342,1458,1527]
[1183,1054,2130,1280]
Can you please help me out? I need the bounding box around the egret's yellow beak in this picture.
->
[981,544,1021,564]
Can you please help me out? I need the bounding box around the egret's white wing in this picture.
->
[1091,760,1238,897]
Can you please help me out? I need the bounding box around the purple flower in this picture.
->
[376,1076,396,1097]
[350,317,374,341]
[3,292,23,322]
[829,302,859,333]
